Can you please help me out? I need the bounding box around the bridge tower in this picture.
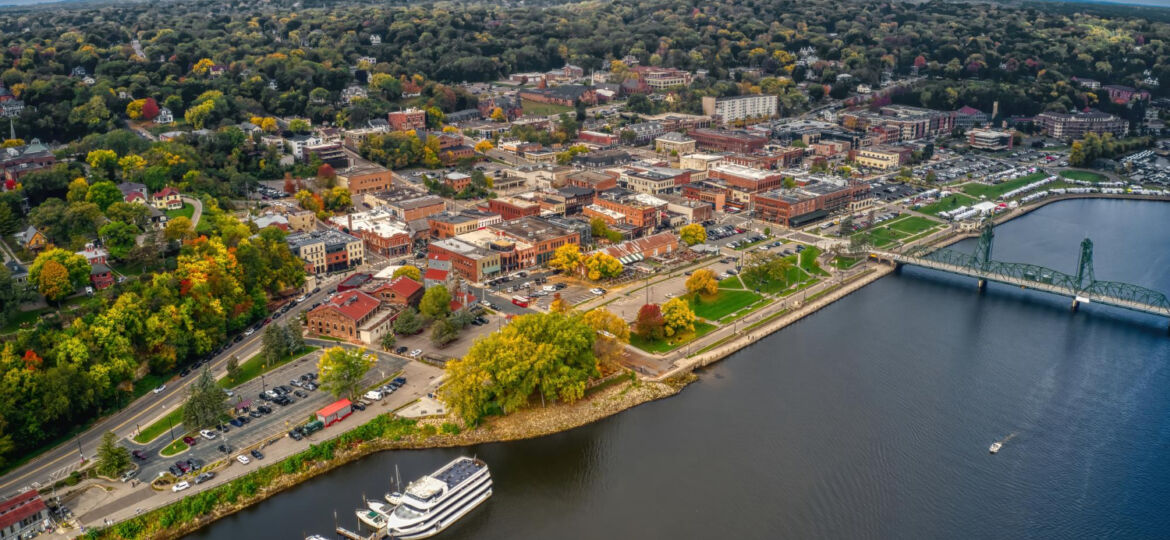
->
[1071,238,1096,312]
[973,220,994,291]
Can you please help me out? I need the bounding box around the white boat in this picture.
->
[306,536,329,540]
[989,442,1002,454]
[356,506,388,529]
[385,491,403,506]
[382,457,492,539]
[367,500,394,515]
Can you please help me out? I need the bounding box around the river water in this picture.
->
[189,199,1170,539]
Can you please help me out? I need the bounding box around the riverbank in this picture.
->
[89,374,693,540]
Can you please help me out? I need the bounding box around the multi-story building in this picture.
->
[364,187,447,221]
[0,139,55,183]
[839,105,955,141]
[723,147,804,170]
[752,178,870,227]
[428,212,481,239]
[557,186,595,215]
[304,143,349,169]
[288,210,317,232]
[566,170,619,192]
[306,289,398,345]
[590,190,661,230]
[968,128,1014,151]
[573,150,632,169]
[622,122,664,145]
[853,147,908,170]
[337,163,394,195]
[0,490,49,539]
[655,132,696,155]
[368,276,424,308]
[286,229,365,274]
[332,208,412,258]
[488,196,543,221]
[682,179,728,212]
[701,94,778,124]
[519,85,598,106]
[388,108,427,131]
[630,66,693,89]
[579,131,620,146]
[659,194,714,223]
[688,128,768,154]
[1036,110,1128,140]
[707,163,785,203]
[617,165,693,195]
[953,106,989,130]
[428,237,502,283]
[488,216,581,267]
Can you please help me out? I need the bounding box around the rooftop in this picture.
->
[331,208,410,238]
[490,216,576,243]
[315,289,381,321]
[286,229,360,250]
[709,162,779,181]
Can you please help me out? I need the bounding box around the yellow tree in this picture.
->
[192,58,215,76]
[125,98,146,119]
[391,265,421,282]
[118,155,146,176]
[36,260,73,303]
[685,268,719,297]
[679,223,707,246]
[583,253,623,281]
[490,107,506,122]
[549,293,570,314]
[661,297,696,337]
[474,139,495,153]
[583,307,630,368]
[548,243,584,274]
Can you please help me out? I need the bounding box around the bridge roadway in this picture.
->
[870,250,1170,320]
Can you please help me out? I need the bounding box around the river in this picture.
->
[189,199,1170,539]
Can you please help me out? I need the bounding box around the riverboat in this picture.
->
[382,457,492,539]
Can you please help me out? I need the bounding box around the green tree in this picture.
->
[430,317,458,348]
[85,181,123,212]
[226,355,241,381]
[95,431,131,477]
[182,367,226,431]
[29,248,90,291]
[380,332,397,351]
[282,323,305,355]
[394,307,426,335]
[419,285,451,320]
[98,221,139,260]
[106,201,150,229]
[262,325,289,367]
[317,347,373,400]
[679,223,707,246]
[391,265,421,282]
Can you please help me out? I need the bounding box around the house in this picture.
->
[77,243,108,265]
[155,108,174,125]
[1,140,56,183]
[0,490,50,539]
[147,206,168,230]
[4,259,27,285]
[117,182,148,202]
[341,85,368,103]
[13,226,47,252]
[369,34,382,45]
[90,262,115,290]
[369,276,424,307]
[151,187,182,210]
[388,108,427,131]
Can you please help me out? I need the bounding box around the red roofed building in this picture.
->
[369,276,424,307]
[0,490,49,538]
[306,289,398,345]
[423,267,449,288]
[316,399,352,426]
[151,186,182,210]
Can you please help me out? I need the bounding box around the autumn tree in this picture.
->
[634,303,665,340]
[679,223,707,246]
[685,269,719,297]
[661,297,696,337]
[392,265,421,282]
[419,285,452,320]
[548,243,583,274]
[474,139,494,153]
[141,98,160,121]
[35,260,73,302]
[430,318,458,348]
[583,253,623,281]
[164,216,195,242]
[317,346,373,400]
[29,248,90,291]
[583,307,630,368]
[549,293,569,313]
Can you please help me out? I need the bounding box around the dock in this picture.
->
[336,526,384,540]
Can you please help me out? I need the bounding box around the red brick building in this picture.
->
[752,181,870,227]
[687,128,767,153]
[306,289,397,344]
[369,276,424,307]
[388,108,426,131]
[488,197,542,221]
[579,131,620,146]
[566,170,619,191]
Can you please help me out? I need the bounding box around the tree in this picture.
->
[380,332,397,351]
[1069,141,1086,167]
[317,164,336,181]
[474,140,494,153]
[95,431,130,477]
[85,181,124,212]
[283,323,305,354]
[583,253,623,281]
[86,149,118,178]
[679,223,707,246]
[549,293,570,313]
[262,325,289,367]
[490,108,506,122]
[29,248,90,291]
[685,269,719,297]
[634,304,665,340]
[548,243,583,274]
[164,216,195,242]
[583,307,629,368]
[182,367,226,431]
[392,265,421,282]
[317,347,373,400]
[661,297,696,337]
[126,99,146,120]
[394,307,426,335]
[288,118,311,134]
[66,177,89,203]
[441,312,598,423]
[419,285,451,320]
[226,355,241,381]
[98,221,138,260]
[141,98,160,121]
[430,318,458,348]
[36,260,73,302]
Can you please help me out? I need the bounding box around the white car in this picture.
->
[172,481,190,492]
[244,327,256,336]
[590,288,605,295]
[364,390,384,401]
[199,429,217,440]
[152,385,166,394]
[542,285,556,292]
[297,294,308,302]
[409,349,422,358]
[236,455,250,465]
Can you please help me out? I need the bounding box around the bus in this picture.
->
[511,295,530,308]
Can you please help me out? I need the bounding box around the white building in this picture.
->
[701,94,779,124]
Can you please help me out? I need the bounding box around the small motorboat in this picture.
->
[356,507,388,529]
[989,441,1002,454]
[385,491,403,506]
[367,500,394,515]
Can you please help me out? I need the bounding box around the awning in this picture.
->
[789,209,830,227]
[618,253,644,265]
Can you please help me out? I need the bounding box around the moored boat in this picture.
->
[382,457,492,539]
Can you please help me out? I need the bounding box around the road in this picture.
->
[181,196,203,229]
[0,274,347,499]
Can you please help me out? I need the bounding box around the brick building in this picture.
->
[331,208,412,258]
[388,108,426,131]
[488,196,542,220]
[688,128,768,153]
[369,276,424,307]
[566,170,619,191]
[338,163,394,195]
[306,289,398,345]
[752,179,870,227]
[286,229,365,274]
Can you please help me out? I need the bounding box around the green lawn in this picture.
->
[831,256,862,270]
[718,275,744,289]
[1059,170,1107,183]
[798,246,828,276]
[134,407,184,444]
[630,321,716,354]
[852,226,903,247]
[521,99,573,116]
[219,346,317,389]
[688,290,763,321]
[961,172,1048,199]
[917,193,979,216]
[165,203,195,220]
[742,260,807,294]
[888,216,938,235]
[160,438,188,457]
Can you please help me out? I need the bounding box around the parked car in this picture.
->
[244,327,256,336]
[395,346,408,354]
[236,415,249,424]
[175,460,190,473]
[187,458,204,470]
[365,390,384,401]
[250,449,264,460]
[248,410,262,418]
[290,379,303,387]
[288,430,303,441]
[199,429,217,440]
[152,385,166,394]
[120,469,138,483]
[194,472,215,484]
[229,418,244,427]
[217,444,232,454]
[304,382,318,391]
[172,481,190,492]
[351,402,367,411]
[132,450,147,461]
[236,455,250,465]
[394,377,406,385]
[168,465,181,476]
[258,405,272,414]
[182,436,197,446]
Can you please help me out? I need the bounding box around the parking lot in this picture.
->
[914,154,1013,184]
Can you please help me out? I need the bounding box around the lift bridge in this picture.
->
[868,221,1170,328]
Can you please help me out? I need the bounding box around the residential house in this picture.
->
[151,187,182,210]
[13,226,47,252]
[90,262,115,290]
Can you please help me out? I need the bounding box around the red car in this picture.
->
[182,436,197,446]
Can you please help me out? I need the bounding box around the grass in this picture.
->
[742,261,806,294]
[1059,170,1107,183]
[688,290,763,321]
[134,407,184,444]
[852,226,903,247]
[917,193,979,216]
[629,321,717,354]
[718,297,771,323]
[520,99,573,116]
[131,373,169,400]
[160,438,189,457]
[888,216,938,235]
[1,296,103,334]
[961,172,1048,199]
[851,216,940,248]
[798,246,828,276]
[778,277,821,297]
[219,346,318,389]
[718,275,744,289]
[165,203,195,220]
[831,256,861,270]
